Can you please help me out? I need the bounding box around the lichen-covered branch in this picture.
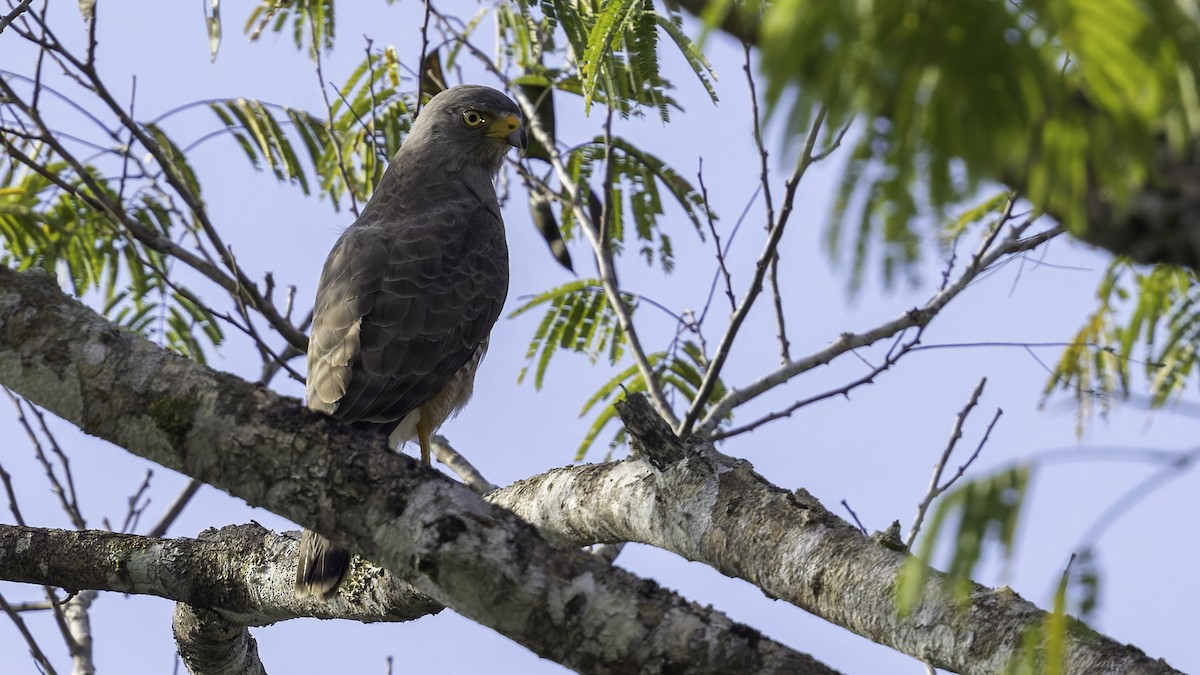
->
[173,604,267,675]
[0,523,440,626]
[488,394,1181,675]
[0,267,835,675]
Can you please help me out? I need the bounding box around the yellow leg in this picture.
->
[417,412,433,467]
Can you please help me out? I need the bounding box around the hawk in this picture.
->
[296,85,525,599]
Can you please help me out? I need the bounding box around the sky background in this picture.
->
[1,2,1198,674]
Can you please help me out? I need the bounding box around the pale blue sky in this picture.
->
[1,2,1197,673]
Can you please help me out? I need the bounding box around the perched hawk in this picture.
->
[296,85,525,599]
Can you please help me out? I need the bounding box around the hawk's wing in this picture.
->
[306,203,509,426]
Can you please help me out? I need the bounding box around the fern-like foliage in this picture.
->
[245,0,337,56]
[1048,261,1199,427]
[754,0,1200,284]
[501,0,716,121]
[511,280,728,459]
[576,340,728,460]
[553,134,708,270]
[510,279,628,389]
[0,142,222,363]
[207,46,412,209]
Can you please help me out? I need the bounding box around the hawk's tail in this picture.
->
[295,529,350,599]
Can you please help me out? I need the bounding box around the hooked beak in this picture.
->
[509,126,528,152]
[492,113,527,152]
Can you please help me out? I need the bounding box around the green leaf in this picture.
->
[511,280,631,389]
[760,0,1200,282]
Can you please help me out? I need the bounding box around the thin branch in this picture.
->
[679,104,830,438]
[0,591,59,675]
[840,499,868,535]
[0,92,306,351]
[114,469,153,534]
[145,479,203,538]
[907,378,996,548]
[9,600,56,612]
[710,329,924,441]
[697,158,735,312]
[4,390,85,529]
[431,435,497,495]
[742,43,790,362]
[0,458,27,525]
[695,225,1063,436]
[310,12,360,217]
[16,21,307,349]
[697,183,760,329]
[1075,446,1200,549]
[0,0,34,33]
[416,0,434,112]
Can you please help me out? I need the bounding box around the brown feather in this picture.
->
[296,85,520,600]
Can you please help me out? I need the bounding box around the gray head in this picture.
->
[406,85,526,172]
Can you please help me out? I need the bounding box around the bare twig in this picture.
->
[697,184,760,329]
[0,0,34,33]
[145,479,203,538]
[907,378,1001,548]
[4,391,85,529]
[0,459,27,526]
[0,591,59,675]
[9,600,55,612]
[694,224,1063,437]
[12,17,307,348]
[116,470,153,534]
[1075,446,1200,550]
[680,104,831,438]
[431,435,497,495]
[697,159,735,312]
[742,44,790,362]
[310,12,360,217]
[841,500,868,535]
[710,329,925,441]
[416,0,434,112]
[0,88,307,352]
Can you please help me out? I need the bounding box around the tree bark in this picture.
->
[0,266,834,675]
[493,396,1180,675]
[0,524,441,625]
[0,266,1181,673]
[173,604,267,675]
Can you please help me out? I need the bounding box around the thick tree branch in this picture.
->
[491,394,1181,675]
[0,267,834,675]
[0,523,441,625]
[0,267,1178,673]
[173,604,267,675]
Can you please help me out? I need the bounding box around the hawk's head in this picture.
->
[410,85,526,172]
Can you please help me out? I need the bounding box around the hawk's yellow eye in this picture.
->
[462,110,486,127]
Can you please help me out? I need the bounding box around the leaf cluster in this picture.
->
[0,141,222,362]
[511,280,727,458]
[754,0,1200,284]
[1048,261,1199,425]
[208,48,412,210]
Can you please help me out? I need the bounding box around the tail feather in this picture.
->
[295,529,350,599]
